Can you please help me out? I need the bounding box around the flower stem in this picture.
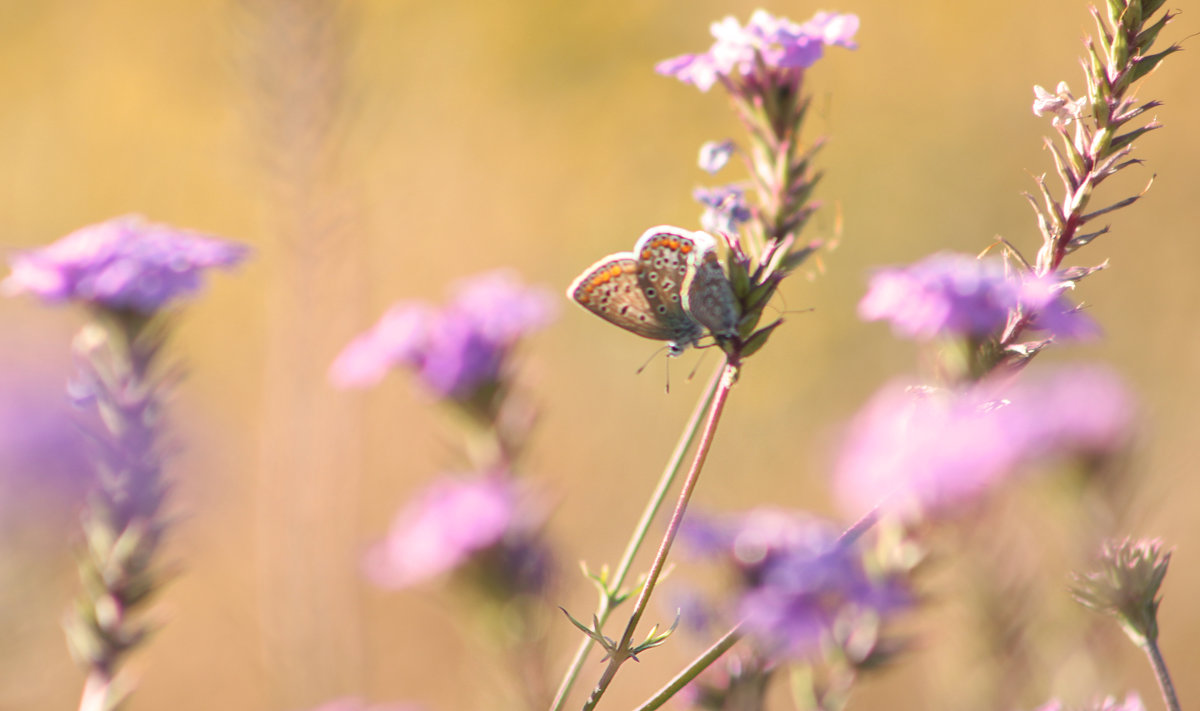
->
[1142,638,1181,711]
[65,312,171,711]
[581,360,738,710]
[548,364,724,711]
[632,625,742,711]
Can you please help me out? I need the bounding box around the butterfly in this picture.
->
[568,225,739,356]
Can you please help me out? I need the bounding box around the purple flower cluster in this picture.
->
[694,185,753,235]
[681,509,905,661]
[364,474,519,589]
[3,214,249,313]
[859,252,1098,341]
[363,473,550,594]
[657,10,860,93]
[834,366,1134,519]
[329,269,555,399]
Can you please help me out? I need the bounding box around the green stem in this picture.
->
[1142,638,1181,711]
[632,626,743,711]
[547,364,724,711]
[581,360,738,710]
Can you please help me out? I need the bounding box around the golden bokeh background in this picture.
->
[1,1,1197,710]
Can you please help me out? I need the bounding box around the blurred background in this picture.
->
[1,1,1197,709]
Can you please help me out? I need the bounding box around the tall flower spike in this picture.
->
[657,10,858,363]
[6,217,249,711]
[998,0,1177,370]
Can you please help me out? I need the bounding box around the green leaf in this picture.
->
[1104,0,1123,28]
[740,320,784,358]
[631,612,681,657]
[1108,122,1161,152]
[1135,9,1174,53]
[1066,226,1112,254]
[1092,6,1115,57]
[1126,45,1180,84]
[1119,0,1142,37]
[726,255,751,298]
[781,243,818,273]
[1142,0,1169,20]
[559,607,617,654]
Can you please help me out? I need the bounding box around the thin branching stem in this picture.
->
[581,360,739,710]
[632,626,743,711]
[548,365,724,711]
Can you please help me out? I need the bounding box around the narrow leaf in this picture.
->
[1126,45,1181,84]
[1109,122,1161,152]
[1066,226,1111,253]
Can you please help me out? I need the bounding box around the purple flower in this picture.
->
[3,214,249,313]
[328,303,433,389]
[1019,277,1102,340]
[698,140,737,174]
[447,269,558,342]
[834,366,1134,519]
[329,269,556,398]
[1033,82,1087,128]
[657,10,859,92]
[858,252,1097,341]
[694,185,752,235]
[682,509,906,661]
[364,474,519,589]
[363,473,551,595]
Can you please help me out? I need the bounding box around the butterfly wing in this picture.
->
[633,226,705,352]
[682,231,740,339]
[568,252,689,343]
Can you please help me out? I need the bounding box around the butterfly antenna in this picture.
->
[636,346,668,376]
[770,290,815,318]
